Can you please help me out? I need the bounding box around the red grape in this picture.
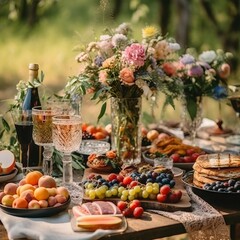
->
[157,193,167,203]
[133,207,144,218]
[160,185,171,195]
[117,201,128,211]
[108,173,118,181]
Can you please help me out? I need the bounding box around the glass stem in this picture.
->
[20,144,29,169]
[62,153,73,185]
[42,146,53,176]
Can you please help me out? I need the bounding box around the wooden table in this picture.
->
[1,206,240,240]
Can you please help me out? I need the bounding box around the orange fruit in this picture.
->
[12,197,28,209]
[25,171,43,186]
[34,187,49,201]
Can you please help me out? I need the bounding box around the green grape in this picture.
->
[128,195,135,201]
[152,183,159,188]
[152,186,159,194]
[111,188,118,196]
[149,193,157,200]
[142,190,149,198]
[122,190,129,196]
[85,189,90,197]
[105,190,112,198]
[129,189,136,196]
[146,182,153,187]
[95,188,102,197]
[87,182,94,189]
[120,194,128,201]
[118,186,125,194]
[89,190,96,200]
[134,185,141,193]
[146,185,153,193]
[98,193,105,199]
[99,186,107,194]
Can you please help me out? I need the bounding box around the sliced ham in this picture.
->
[72,205,91,218]
[82,202,100,215]
[92,201,116,215]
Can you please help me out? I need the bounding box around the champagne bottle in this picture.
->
[22,63,42,167]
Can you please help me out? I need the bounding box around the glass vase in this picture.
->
[111,97,142,166]
[181,96,203,145]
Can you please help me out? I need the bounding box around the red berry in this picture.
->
[170,153,180,163]
[117,175,124,183]
[160,185,171,195]
[129,180,139,188]
[157,193,167,203]
[129,200,141,211]
[183,156,193,163]
[186,148,195,156]
[108,173,118,181]
[133,207,144,218]
[117,201,128,212]
[122,207,133,217]
[174,190,182,201]
[168,192,179,203]
[191,152,200,161]
[123,176,133,186]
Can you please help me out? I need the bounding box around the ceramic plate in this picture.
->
[0,168,18,183]
[182,171,240,208]
[226,135,240,146]
[0,197,71,217]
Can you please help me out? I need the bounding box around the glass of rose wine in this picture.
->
[32,106,59,176]
[52,115,82,189]
[11,109,33,174]
[228,85,240,134]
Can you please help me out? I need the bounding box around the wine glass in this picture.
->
[228,85,240,134]
[11,109,33,174]
[32,106,59,176]
[52,115,82,189]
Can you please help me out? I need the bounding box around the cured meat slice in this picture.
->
[92,201,117,215]
[82,202,100,215]
[72,205,91,218]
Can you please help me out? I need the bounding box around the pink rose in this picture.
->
[218,63,230,78]
[122,43,145,67]
[119,68,135,85]
[99,70,108,85]
[162,62,177,76]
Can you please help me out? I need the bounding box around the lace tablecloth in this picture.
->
[148,186,230,240]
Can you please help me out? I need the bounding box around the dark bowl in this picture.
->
[182,171,240,209]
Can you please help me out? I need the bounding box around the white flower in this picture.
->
[111,33,128,47]
[199,50,217,63]
[169,43,181,51]
[115,23,130,35]
[100,35,111,41]
[135,79,153,98]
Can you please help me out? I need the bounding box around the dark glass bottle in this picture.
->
[22,63,43,167]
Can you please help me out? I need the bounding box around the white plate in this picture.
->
[226,135,240,146]
[172,167,184,177]
[0,168,18,183]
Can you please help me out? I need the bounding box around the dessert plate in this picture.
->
[0,168,18,183]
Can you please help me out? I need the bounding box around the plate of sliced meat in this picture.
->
[70,201,127,232]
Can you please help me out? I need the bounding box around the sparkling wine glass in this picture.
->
[228,85,240,134]
[11,109,33,174]
[52,115,82,189]
[32,106,59,175]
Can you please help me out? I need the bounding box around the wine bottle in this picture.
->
[22,63,43,167]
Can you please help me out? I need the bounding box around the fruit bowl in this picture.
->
[0,197,71,217]
[182,171,240,208]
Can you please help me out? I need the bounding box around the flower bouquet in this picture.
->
[65,23,181,165]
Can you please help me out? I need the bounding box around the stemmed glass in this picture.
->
[228,85,240,134]
[32,106,59,176]
[52,115,82,189]
[11,109,33,174]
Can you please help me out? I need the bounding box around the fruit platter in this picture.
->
[82,166,191,212]
[0,171,70,217]
[182,153,240,208]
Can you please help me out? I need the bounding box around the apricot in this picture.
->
[47,187,57,196]
[4,182,18,195]
[1,194,15,207]
[0,191,6,202]
[12,197,28,208]
[19,178,27,186]
[28,200,41,209]
[56,186,69,199]
[147,130,159,141]
[19,184,35,195]
[55,194,67,204]
[48,196,57,207]
[20,189,35,202]
[38,175,56,188]
[25,171,43,186]
[38,199,48,208]
[34,187,49,201]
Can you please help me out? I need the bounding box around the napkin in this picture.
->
[0,209,114,240]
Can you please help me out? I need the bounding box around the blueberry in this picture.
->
[162,178,170,185]
[146,178,154,183]
[169,179,175,188]
[228,179,236,187]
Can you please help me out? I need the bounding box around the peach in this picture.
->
[4,182,18,195]
[19,184,35,195]
[25,171,43,186]
[28,200,41,209]
[20,189,35,202]
[53,203,62,207]
[19,178,27,186]
[12,197,28,208]
[0,150,15,174]
[55,194,67,204]
[56,186,69,199]
[1,194,15,207]
[47,187,57,196]
[147,130,159,141]
[0,191,6,202]
[48,196,57,207]
[38,199,48,208]
[38,175,56,188]
[34,187,49,201]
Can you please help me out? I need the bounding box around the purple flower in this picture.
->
[180,54,195,65]
[187,65,204,77]
[122,43,145,67]
[94,56,104,67]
